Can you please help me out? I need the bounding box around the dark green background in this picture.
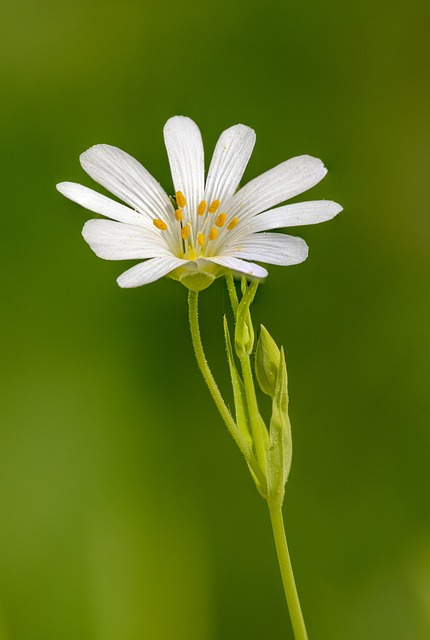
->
[1,0,429,638]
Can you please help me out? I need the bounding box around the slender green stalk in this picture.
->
[187,289,266,489]
[225,273,239,314]
[240,354,268,473]
[191,282,308,638]
[225,275,267,469]
[268,501,309,640]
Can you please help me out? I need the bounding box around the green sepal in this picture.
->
[179,270,216,292]
[223,316,253,447]
[266,347,292,507]
[234,279,258,358]
[255,325,281,398]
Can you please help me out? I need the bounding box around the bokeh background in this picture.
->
[1,0,430,638]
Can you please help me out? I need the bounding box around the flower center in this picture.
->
[152,190,239,260]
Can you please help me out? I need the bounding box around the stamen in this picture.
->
[153,219,168,231]
[175,209,183,221]
[208,199,220,214]
[176,191,186,208]
[208,227,218,241]
[197,232,205,247]
[215,212,227,227]
[227,217,239,230]
[181,225,190,240]
[197,200,207,216]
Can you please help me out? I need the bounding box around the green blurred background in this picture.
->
[1,0,430,638]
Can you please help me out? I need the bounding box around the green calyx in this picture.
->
[179,270,216,292]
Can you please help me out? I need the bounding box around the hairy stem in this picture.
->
[187,289,265,489]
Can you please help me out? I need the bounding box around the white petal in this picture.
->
[82,219,170,260]
[246,200,343,233]
[225,232,309,266]
[204,124,256,205]
[57,182,150,227]
[163,116,204,221]
[117,256,188,288]
[80,144,173,221]
[206,255,268,279]
[229,155,328,219]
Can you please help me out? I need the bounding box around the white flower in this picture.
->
[57,116,342,290]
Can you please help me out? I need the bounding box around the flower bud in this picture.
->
[234,280,258,358]
[266,347,292,505]
[255,325,281,397]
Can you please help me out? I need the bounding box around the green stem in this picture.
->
[225,273,239,314]
[268,501,309,640]
[226,276,268,473]
[240,355,268,474]
[187,290,265,489]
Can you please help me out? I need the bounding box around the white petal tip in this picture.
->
[321,200,343,219]
[301,155,328,179]
[164,115,195,128]
[81,219,95,244]
[56,181,77,197]
[79,144,113,169]
[56,181,71,193]
[302,154,325,166]
[116,275,132,288]
[163,116,203,150]
[320,200,343,217]
[228,122,256,139]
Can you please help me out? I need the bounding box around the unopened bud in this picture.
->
[255,325,281,397]
[266,347,292,505]
[234,280,258,358]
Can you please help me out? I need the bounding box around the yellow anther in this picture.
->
[197,232,205,247]
[208,199,220,214]
[176,191,186,208]
[197,200,207,216]
[181,225,190,240]
[175,209,183,221]
[153,218,168,231]
[208,227,218,241]
[227,217,239,230]
[215,212,227,227]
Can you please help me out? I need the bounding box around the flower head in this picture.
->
[57,116,342,290]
